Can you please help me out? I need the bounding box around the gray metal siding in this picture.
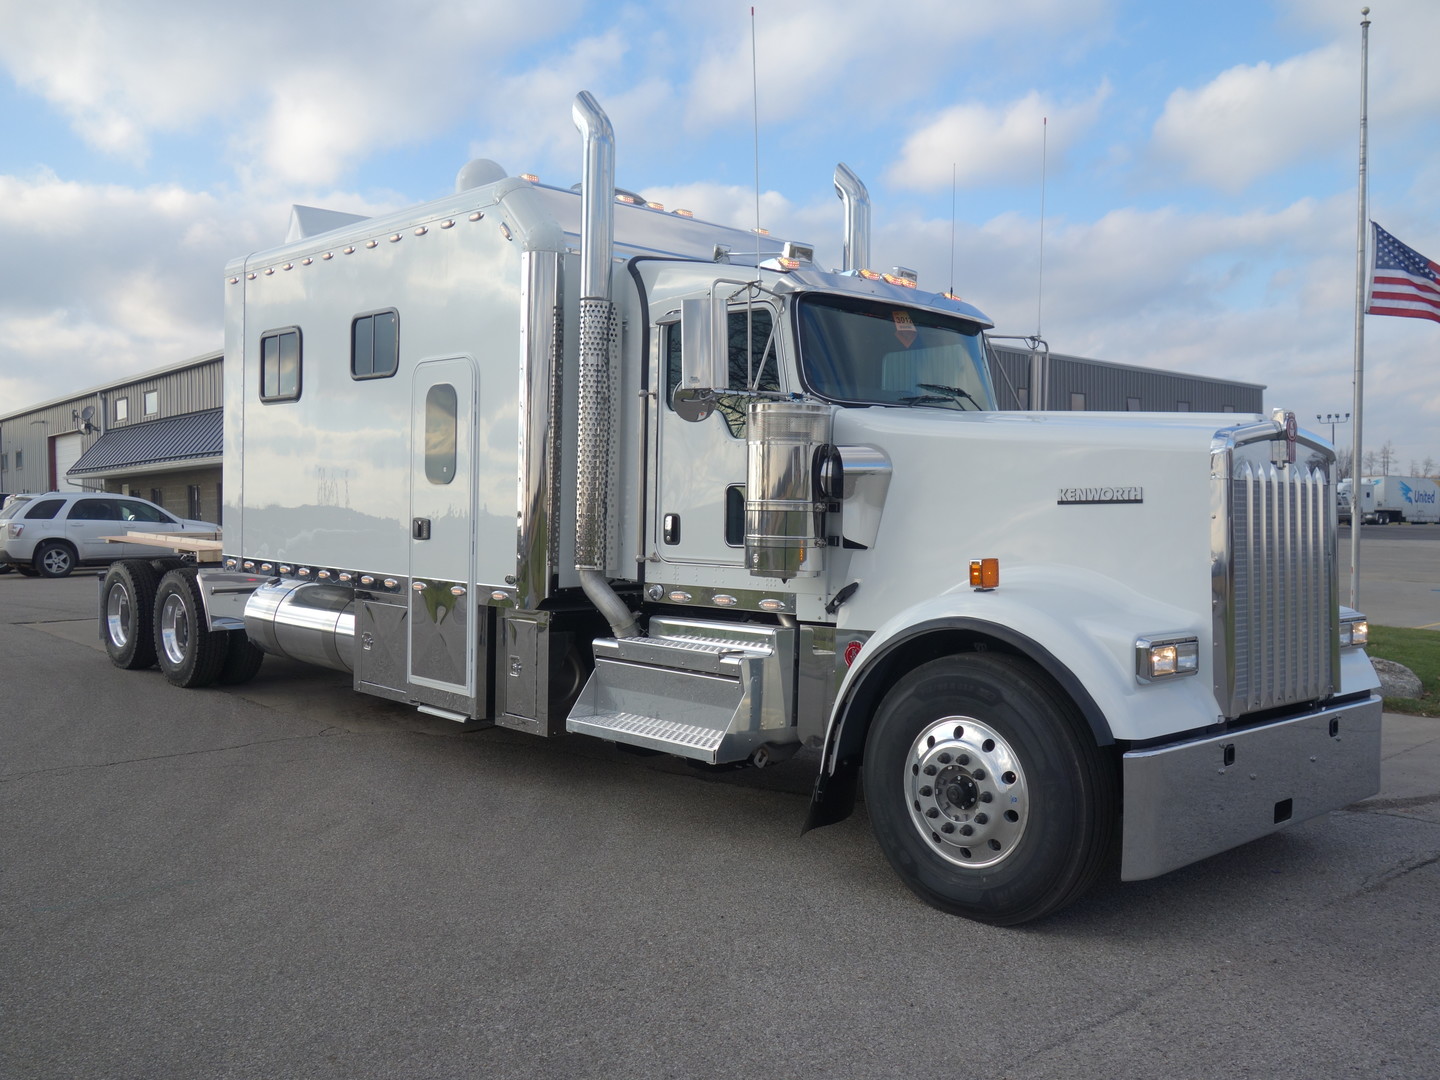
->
[989,345,1264,413]
[0,353,222,495]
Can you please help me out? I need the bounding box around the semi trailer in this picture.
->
[98,92,1382,924]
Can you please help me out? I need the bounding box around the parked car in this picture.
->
[0,492,219,578]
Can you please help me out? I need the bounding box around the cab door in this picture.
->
[651,303,780,569]
[407,358,477,701]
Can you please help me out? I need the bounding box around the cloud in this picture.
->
[0,172,261,408]
[0,0,588,182]
[1150,45,1351,192]
[683,0,1112,130]
[887,85,1111,191]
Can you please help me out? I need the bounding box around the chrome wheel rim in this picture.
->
[42,547,70,574]
[106,583,131,647]
[905,715,1029,869]
[159,593,190,666]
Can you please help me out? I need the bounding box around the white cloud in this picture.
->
[0,173,260,409]
[683,0,1112,130]
[1150,45,1351,192]
[0,0,588,182]
[887,85,1111,191]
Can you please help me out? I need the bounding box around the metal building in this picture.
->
[0,341,1261,518]
[989,343,1264,413]
[0,352,223,521]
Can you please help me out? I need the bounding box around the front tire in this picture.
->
[153,568,227,688]
[102,560,161,669]
[35,540,76,578]
[863,653,1116,925]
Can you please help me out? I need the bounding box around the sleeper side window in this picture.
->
[352,310,399,379]
[260,328,302,403]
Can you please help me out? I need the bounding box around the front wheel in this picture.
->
[153,568,228,688]
[863,653,1116,925]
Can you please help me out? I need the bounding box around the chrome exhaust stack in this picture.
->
[572,91,639,639]
[833,163,871,273]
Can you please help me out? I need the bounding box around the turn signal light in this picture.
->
[969,558,999,590]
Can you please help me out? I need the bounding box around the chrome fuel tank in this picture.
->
[244,579,356,672]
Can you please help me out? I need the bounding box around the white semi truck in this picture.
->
[1341,475,1440,525]
[99,93,1382,924]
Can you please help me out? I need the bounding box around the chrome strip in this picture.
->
[516,249,562,608]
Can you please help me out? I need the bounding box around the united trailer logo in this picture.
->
[1398,481,1436,506]
[1057,486,1144,505]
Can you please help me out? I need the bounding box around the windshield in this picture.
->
[796,293,994,410]
[0,496,31,521]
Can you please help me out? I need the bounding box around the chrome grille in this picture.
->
[1226,459,1335,714]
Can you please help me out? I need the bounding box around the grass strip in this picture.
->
[1366,625,1439,718]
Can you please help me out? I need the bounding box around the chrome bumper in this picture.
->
[1121,695,1383,881]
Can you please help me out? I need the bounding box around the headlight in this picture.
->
[1136,635,1200,683]
[1339,615,1369,648]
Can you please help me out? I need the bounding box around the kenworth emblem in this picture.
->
[1057,486,1144,505]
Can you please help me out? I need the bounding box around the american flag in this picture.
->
[1367,222,1440,324]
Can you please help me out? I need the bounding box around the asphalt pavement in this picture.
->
[2,562,1437,1080]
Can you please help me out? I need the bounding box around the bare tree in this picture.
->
[1336,447,1354,480]
[1423,456,1438,478]
[1378,440,1397,475]
[1363,450,1378,474]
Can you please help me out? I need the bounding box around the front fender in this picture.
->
[806,565,1216,830]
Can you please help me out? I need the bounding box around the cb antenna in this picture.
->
[751,6,762,270]
[949,163,957,296]
[1037,115,1047,338]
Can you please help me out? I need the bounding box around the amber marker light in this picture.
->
[969,558,999,590]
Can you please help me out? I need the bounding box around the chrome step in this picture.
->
[565,617,798,763]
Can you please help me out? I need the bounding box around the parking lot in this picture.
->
[3,538,1438,1080]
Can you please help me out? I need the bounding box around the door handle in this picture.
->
[413,517,432,540]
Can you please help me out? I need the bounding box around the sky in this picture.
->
[1,0,1437,473]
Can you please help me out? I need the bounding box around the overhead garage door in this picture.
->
[52,432,85,491]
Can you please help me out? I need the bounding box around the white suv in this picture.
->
[0,492,219,578]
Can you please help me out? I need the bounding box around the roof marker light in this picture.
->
[520,173,540,183]
[673,208,694,218]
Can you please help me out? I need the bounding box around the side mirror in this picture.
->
[680,296,728,397]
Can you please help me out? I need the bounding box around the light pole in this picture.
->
[1316,411,1351,444]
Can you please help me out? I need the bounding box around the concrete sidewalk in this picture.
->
[1359,711,1440,824]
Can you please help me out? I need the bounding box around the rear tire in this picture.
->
[218,631,266,685]
[102,560,161,669]
[863,653,1116,925]
[35,540,76,578]
[153,568,227,688]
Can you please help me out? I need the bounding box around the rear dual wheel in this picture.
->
[153,568,229,688]
[102,560,161,669]
[863,653,1116,925]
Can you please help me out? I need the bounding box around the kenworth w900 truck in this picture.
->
[99,92,1382,924]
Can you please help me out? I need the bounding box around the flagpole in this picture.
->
[1349,6,1370,611]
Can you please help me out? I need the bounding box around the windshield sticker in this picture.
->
[892,310,917,348]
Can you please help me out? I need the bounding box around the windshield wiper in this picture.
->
[918,383,981,410]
